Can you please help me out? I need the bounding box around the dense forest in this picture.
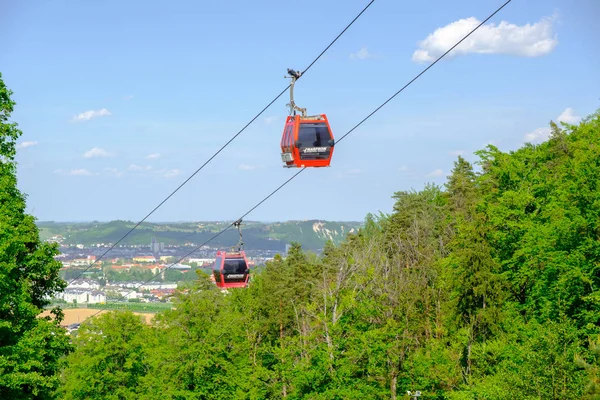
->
[2,74,600,398]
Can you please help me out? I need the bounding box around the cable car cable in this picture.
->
[336,0,513,145]
[79,0,513,322]
[83,169,305,322]
[65,0,376,285]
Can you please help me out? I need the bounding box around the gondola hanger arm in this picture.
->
[285,68,307,117]
[232,219,244,252]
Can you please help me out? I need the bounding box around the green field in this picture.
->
[48,302,174,314]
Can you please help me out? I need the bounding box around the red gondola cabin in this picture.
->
[280,114,335,168]
[212,250,250,289]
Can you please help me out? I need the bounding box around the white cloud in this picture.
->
[412,15,557,63]
[426,168,445,178]
[398,165,409,172]
[128,164,153,171]
[350,47,372,60]
[238,164,261,171]
[126,165,181,178]
[449,150,465,156]
[54,168,96,176]
[123,95,134,101]
[83,147,114,158]
[264,116,279,125]
[69,169,93,176]
[146,153,160,160]
[557,107,581,124]
[163,169,182,178]
[524,127,550,143]
[146,168,182,178]
[16,141,39,149]
[524,107,581,143]
[334,168,364,180]
[104,167,123,177]
[72,108,111,122]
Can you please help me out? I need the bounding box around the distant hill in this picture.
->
[36,220,363,251]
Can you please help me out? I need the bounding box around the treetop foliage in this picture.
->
[57,109,600,399]
[3,70,600,398]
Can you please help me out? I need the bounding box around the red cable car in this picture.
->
[280,69,335,168]
[212,220,250,289]
[212,249,250,289]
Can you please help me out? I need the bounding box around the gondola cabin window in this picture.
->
[223,257,247,283]
[213,256,223,283]
[297,122,332,160]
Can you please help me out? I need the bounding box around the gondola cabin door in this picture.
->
[280,114,334,168]
[212,250,250,289]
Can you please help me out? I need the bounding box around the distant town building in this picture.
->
[170,263,191,271]
[117,289,142,300]
[138,283,178,291]
[61,255,97,268]
[59,289,106,304]
[151,237,165,255]
[186,257,214,266]
[110,264,132,272]
[150,289,175,299]
[47,235,65,244]
[68,279,100,290]
[133,256,156,263]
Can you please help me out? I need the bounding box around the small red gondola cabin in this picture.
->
[280,114,335,168]
[212,250,250,289]
[280,68,335,168]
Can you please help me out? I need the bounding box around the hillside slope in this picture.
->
[37,220,362,251]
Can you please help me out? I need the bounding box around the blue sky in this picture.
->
[1,0,599,223]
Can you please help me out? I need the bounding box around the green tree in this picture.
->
[0,73,72,398]
[137,277,239,399]
[445,155,477,217]
[59,311,150,400]
[443,154,506,385]
[576,335,600,398]
[56,110,600,399]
